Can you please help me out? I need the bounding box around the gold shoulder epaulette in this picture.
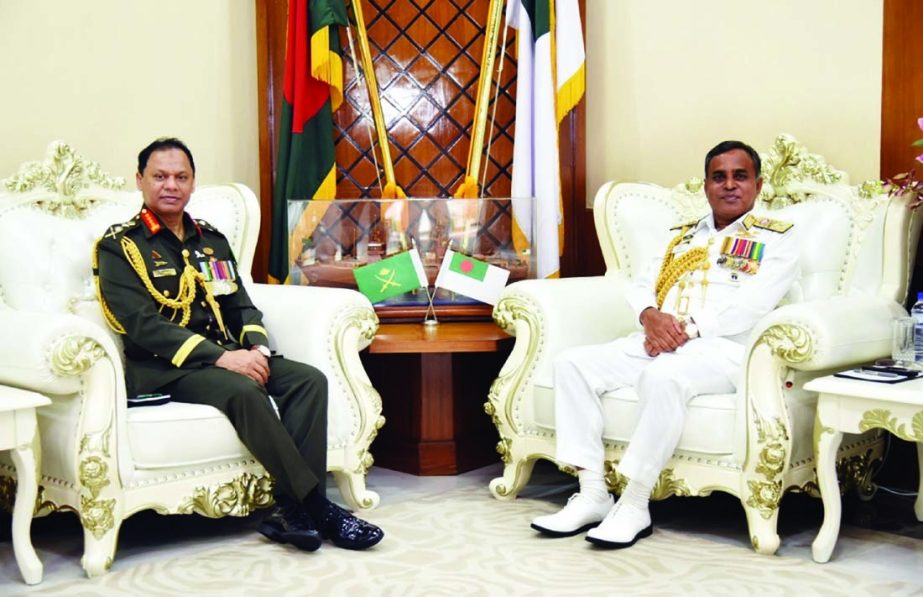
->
[743,214,793,233]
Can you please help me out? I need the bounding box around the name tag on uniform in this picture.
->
[152,268,177,277]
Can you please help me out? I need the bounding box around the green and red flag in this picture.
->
[269,0,348,283]
[353,249,429,303]
[434,249,510,305]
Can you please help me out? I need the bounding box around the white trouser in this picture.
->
[553,333,739,487]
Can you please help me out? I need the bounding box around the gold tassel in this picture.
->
[453,176,479,199]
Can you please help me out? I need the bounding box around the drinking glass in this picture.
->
[891,317,916,365]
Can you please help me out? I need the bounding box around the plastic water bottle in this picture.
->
[913,292,923,363]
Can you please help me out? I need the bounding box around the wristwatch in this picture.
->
[681,317,699,339]
[254,345,272,358]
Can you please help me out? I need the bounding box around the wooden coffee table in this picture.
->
[361,321,513,475]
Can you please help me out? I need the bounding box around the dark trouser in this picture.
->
[159,357,328,501]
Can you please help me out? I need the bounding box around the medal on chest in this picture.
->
[717,236,765,275]
[198,256,239,296]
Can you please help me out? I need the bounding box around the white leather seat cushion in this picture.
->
[533,383,737,456]
[127,402,251,469]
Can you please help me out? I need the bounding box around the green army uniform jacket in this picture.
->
[95,207,270,396]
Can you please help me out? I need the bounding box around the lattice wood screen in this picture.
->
[255,0,590,284]
[335,0,517,199]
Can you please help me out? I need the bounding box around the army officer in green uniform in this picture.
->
[95,137,382,552]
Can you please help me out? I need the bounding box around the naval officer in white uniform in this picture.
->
[531,140,801,548]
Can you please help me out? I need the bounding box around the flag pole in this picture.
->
[453,0,505,198]
[414,238,439,326]
[349,0,406,199]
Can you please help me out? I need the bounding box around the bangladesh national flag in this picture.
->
[353,249,429,303]
[434,249,510,306]
[268,0,348,283]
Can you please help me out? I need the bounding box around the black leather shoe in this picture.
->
[317,502,384,550]
[258,502,322,552]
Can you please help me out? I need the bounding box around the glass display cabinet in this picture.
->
[286,198,533,321]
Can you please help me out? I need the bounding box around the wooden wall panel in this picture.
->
[880,0,923,181]
[881,0,923,308]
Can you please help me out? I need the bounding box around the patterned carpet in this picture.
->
[17,486,923,596]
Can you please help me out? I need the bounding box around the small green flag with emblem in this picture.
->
[353,249,428,303]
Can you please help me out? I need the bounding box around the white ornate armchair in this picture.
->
[486,135,923,554]
[0,142,384,576]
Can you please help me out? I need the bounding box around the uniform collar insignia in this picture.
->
[139,208,162,236]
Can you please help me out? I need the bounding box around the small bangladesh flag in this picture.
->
[434,248,510,305]
[353,249,428,303]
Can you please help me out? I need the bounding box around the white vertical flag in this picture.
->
[507,0,585,279]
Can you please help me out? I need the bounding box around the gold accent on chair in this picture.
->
[755,323,814,363]
[50,336,107,377]
[758,134,846,208]
[603,463,692,501]
[491,296,543,435]
[80,495,117,541]
[0,473,55,517]
[177,473,275,517]
[745,418,788,520]
[800,450,879,499]
[76,424,118,542]
[2,141,124,216]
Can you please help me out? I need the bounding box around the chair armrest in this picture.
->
[0,307,128,482]
[488,275,635,443]
[748,295,907,371]
[493,275,636,383]
[736,295,906,482]
[0,308,123,395]
[248,284,381,451]
[248,284,377,365]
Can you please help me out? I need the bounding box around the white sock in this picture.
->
[619,479,652,511]
[577,469,610,502]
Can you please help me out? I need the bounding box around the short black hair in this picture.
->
[704,140,761,178]
[137,137,196,175]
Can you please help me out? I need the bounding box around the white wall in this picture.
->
[0,0,258,191]
[585,0,883,202]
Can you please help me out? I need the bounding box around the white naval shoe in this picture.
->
[585,502,652,549]
[531,492,614,537]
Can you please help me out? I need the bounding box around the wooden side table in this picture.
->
[361,321,513,475]
[805,374,923,563]
[0,386,51,585]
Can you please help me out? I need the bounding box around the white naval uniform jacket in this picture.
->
[623,210,802,367]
